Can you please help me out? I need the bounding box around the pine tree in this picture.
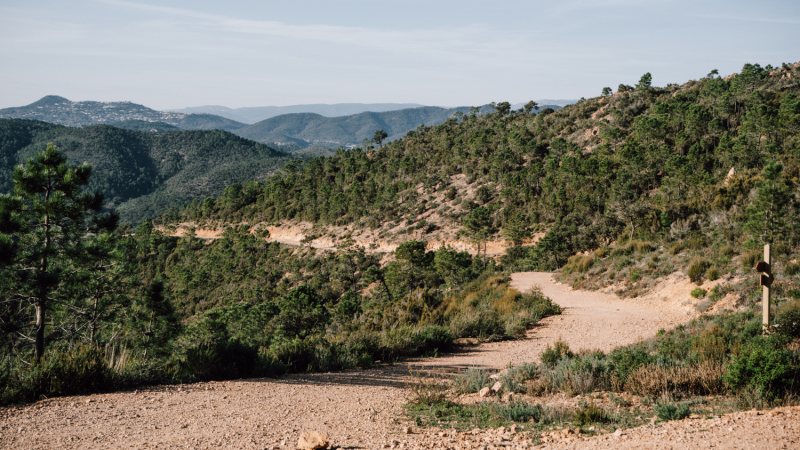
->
[0,144,117,358]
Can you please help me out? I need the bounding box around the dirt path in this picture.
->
[0,273,791,450]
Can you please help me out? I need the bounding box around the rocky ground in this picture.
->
[1,272,796,450]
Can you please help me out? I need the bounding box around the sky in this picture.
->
[1,0,799,110]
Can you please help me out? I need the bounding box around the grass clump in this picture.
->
[572,401,610,426]
[687,257,710,283]
[691,288,707,299]
[654,401,691,421]
[562,254,595,274]
[453,368,490,394]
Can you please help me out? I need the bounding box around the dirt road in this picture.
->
[1,272,793,450]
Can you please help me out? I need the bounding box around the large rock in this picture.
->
[297,431,330,450]
[491,381,503,393]
[478,387,491,397]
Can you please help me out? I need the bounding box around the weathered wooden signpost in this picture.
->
[756,244,773,329]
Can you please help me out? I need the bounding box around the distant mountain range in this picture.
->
[0,96,567,151]
[234,107,479,148]
[0,96,246,131]
[169,103,426,124]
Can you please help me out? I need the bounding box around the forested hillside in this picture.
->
[174,63,800,273]
[231,105,561,148]
[0,119,292,223]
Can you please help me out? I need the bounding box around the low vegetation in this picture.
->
[406,306,800,433]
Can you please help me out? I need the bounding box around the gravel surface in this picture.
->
[1,272,795,449]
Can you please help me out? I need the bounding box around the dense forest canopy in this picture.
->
[170,62,800,270]
[0,119,293,224]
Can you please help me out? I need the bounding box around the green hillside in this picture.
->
[0,119,292,223]
[176,63,800,273]
[232,105,546,147]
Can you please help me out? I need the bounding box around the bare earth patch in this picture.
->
[2,272,795,449]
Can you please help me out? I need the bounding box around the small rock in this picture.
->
[502,393,513,403]
[509,425,517,434]
[86,399,94,403]
[561,427,573,435]
[402,426,412,434]
[488,369,509,380]
[479,387,492,397]
[491,381,502,393]
[297,431,329,450]
[614,429,623,437]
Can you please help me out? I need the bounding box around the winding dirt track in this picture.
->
[1,273,796,450]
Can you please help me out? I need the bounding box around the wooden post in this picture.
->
[763,244,771,328]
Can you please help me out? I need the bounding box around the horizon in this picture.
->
[1,1,799,110]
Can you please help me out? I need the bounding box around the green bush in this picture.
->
[1,345,111,405]
[706,266,720,281]
[723,337,798,399]
[691,288,707,299]
[775,308,800,338]
[541,339,574,368]
[785,263,800,276]
[608,347,653,384]
[654,402,691,421]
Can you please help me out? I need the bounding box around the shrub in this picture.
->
[500,363,538,394]
[719,244,735,257]
[742,249,762,271]
[723,337,798,399]
[610,240,652,256]
[686,257,710,283]
[453,368,490,394]
[785,262,800,276]
[572,401,610,426]
[3,344,111,404]
[706,266,720,281]
[775,307,800,338]
[608,347,653,384]
[654,402,691,421]
[691,288,707,299]
[668,242,684,255]
[563,254,594,274]
[541,339,574,368]
[491,399,544,423]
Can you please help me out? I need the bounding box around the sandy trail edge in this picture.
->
[0,273,793,450]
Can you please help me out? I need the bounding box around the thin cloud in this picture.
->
[95,0,504,58]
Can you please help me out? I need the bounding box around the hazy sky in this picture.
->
[1,0,799,110]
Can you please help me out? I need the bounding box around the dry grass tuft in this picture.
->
[626,361,726,397]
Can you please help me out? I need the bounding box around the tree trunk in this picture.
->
[35,301,46,359]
